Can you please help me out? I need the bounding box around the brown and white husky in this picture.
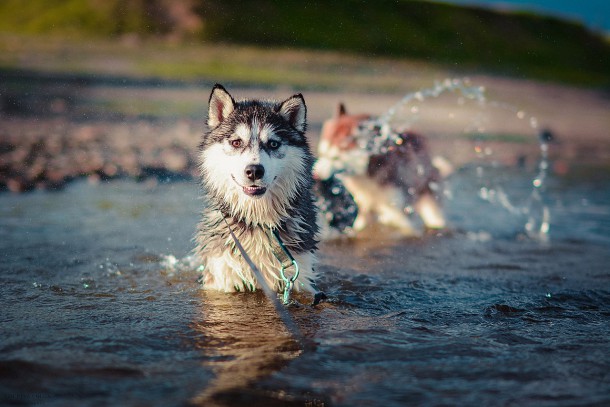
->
[315,103,446,237]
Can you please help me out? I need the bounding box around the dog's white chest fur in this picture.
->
[202,226,316,294]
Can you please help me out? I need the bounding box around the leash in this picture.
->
[221,216,305,347]
[264,227,300,304]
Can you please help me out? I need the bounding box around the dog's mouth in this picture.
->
[231,175,267,197]
[242,185,267,196]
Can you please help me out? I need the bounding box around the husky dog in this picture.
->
[195,85,319,295]
[315,103,446,236]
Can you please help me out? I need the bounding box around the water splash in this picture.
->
[353,78,486,155]
[347,78,551,241]
[161,254,202,275]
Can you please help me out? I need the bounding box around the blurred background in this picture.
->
[0,0,609,191]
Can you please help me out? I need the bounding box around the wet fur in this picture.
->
[315,103,445,236]
[195,85,319,294]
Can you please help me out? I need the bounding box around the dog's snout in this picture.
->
[245,164,265,181]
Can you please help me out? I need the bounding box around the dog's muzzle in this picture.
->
[232,173,267,197]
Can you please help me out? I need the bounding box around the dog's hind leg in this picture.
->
[377,203,420,237]
[415,191,446,230]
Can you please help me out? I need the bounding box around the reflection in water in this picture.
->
[189,291,309,406]
[1,173,609,405]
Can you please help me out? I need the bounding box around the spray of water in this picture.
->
[347,78,551,241]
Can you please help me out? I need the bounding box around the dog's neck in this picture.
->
[217,206,284,231]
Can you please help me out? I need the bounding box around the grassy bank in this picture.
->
[0,34,449,92]
[0,0,608,87]
[202,0,610,86]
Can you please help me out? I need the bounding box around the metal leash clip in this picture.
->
[280,259,299,304]
[267,228,300,304]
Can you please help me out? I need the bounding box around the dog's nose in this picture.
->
[245,164,265,181]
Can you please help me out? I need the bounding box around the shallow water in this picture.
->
[1,165,609,406]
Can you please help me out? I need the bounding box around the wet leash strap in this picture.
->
[264,227,300,304]
[221,216,305,347]
[265,227,327,307]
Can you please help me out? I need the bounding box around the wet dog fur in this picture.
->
[195,85,319,294]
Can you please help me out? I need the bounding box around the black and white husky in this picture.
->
[195,85,319,295]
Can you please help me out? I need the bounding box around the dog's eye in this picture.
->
[268,140,281,150]
[230,139,242,148]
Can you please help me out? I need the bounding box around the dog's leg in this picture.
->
[202,254,256,293]
[369,185,420,236]
[340,175,374,232]
[415,191,446,230]
[377,203,420,236]
[291,251,318,294]
[352,211,371,232]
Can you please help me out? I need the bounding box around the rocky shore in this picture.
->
[0,117,201,192]
[1,74,609,193]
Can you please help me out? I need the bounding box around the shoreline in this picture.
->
[1,71,608,193]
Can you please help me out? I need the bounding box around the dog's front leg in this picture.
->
[202,254,256,293]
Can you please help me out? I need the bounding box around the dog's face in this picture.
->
[319,103,371,152]
[200,85,312,223]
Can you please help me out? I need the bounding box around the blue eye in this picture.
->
[268,140,280,150]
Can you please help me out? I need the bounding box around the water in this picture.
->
[327,78,554,241]
[1,164,609,405]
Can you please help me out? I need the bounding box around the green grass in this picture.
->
[199,0,610,86]
[0,0,609,87]
[463,133,533,144]
[0,34,446,92]
[0,0,159,37]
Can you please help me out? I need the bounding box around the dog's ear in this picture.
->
[208,84,235,128]
[336,102,346,117]
[278,94,307,133]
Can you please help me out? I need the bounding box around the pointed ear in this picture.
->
[277,94,307,133]
[208,84,235,128]
[336,102,346,117]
